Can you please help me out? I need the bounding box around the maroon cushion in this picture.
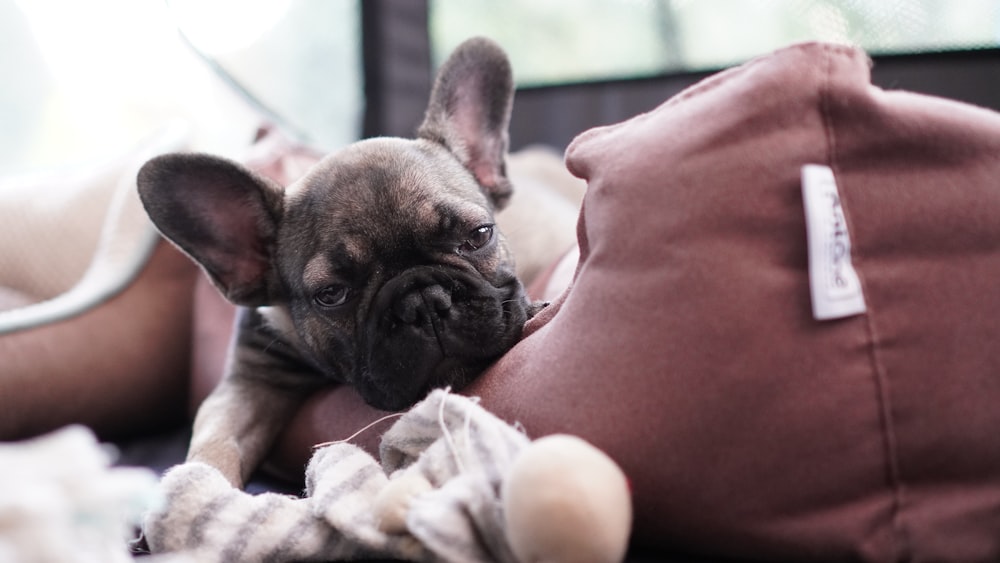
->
[467,42,1000,560]
[269,42,1000,560]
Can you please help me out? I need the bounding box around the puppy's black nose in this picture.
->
[393,284,452,326]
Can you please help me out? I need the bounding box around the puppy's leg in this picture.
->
[187,307,319,488]
[187,374,307,488]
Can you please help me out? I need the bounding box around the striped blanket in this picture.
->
[144,390,531,562]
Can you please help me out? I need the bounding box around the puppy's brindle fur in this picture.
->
[137,38,541,487]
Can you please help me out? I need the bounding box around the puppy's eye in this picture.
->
[458,224,494,254]
[314,285,351,308]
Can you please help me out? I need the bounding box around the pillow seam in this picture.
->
[818,42,911,560]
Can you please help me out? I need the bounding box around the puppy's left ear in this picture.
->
[418,37,515,210]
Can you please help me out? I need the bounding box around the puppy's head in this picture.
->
[138,38,535,410]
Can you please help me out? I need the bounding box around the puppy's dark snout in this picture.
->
[393,284,452,326]
[423,285,453,312]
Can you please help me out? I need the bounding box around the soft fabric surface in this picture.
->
[146,390,530,562]
[0,426,162,563]
[0,161,128,305]
[468,41,1000,560]
[0,124,188,331]
[267,41,1000,561]
[0,124,198,442]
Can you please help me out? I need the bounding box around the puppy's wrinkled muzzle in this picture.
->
[391,283,453,338]
[357,266,529,410]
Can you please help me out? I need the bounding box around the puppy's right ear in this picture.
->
[418,37,515,210]
[137,153,283,306]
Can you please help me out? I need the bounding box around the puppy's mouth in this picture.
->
[356,266,529,411]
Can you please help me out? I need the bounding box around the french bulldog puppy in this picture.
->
[137,37,541,487]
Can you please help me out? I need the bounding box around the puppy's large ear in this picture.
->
[137,153,283,306]
[418,37,515,210]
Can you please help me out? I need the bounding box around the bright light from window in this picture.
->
[166,0,293,55]
[15,0,182,96]
[431,0,1000,86]
[2,0,361,174]
[6,0,265,173]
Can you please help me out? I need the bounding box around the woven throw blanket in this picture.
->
[144,390,530,562]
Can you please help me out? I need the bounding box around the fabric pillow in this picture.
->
[467,41,1000,560]
[267,42,1000,560]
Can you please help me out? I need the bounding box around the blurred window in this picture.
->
[169,0,362,151]
[430,0,1000,86]
[6,0,999,173]
[0,0,361,175]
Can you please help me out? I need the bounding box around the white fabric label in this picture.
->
[801,164,867,321]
